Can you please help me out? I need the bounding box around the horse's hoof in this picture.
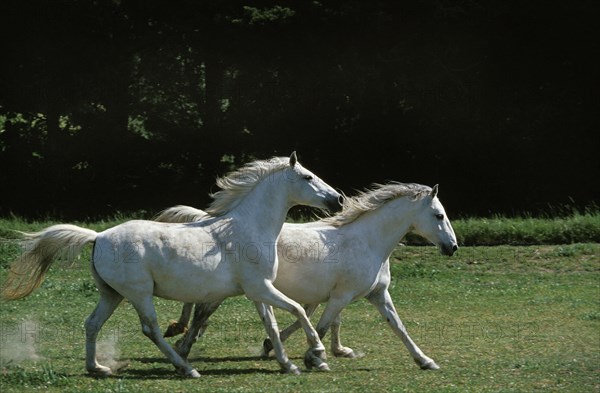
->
[87,366,112,377]
[305,360,330,371]
[333,346,357,358]
[178,367,201,378]
[418,358,440,370]
[164,321,187,338]
[283,364,301,375]
[303,351,330,371]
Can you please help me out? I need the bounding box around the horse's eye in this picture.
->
[435,213,444,220]
[304,175,313,181]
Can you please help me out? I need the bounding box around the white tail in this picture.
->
[2,224,97,300]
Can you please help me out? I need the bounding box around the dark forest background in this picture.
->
[0,0,598,219]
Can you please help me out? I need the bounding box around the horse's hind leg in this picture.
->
[132,296,201,378]
[310,296,355,359]
[164,302,194,338]
[330,312,358,358]
[85,288,123,376]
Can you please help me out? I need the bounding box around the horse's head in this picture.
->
[411,185,458,256]
[283,152,343,213]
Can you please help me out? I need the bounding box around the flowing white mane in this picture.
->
[206,157,290,216]
[322,182,432,227]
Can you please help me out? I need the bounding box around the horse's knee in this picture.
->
[141,323,154,339]
[84,317,94,331]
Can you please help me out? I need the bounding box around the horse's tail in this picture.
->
[154,205,208,223]
[1,224,98,300]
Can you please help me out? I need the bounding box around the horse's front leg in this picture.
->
[247,282,329,372]
[366,289,439,370]
[174,301,223,359]
[254,302,300,374]
[261,303,319,358]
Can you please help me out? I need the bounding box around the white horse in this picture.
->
[1,152,343,377]
[156,182,458,370]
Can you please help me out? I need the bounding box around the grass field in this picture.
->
[0,219,598,392]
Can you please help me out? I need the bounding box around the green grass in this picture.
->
[405,211,600,246]
[0,219,599,392]
[2,210,599,247]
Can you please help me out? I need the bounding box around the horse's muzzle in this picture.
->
[441,243,458,256]
[326,195,344,213]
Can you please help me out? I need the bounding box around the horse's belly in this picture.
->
[274,267,334,304]
[150,257,242,302]
[274,254,382,305]
[278,285,330,305]
[153,277,242,303]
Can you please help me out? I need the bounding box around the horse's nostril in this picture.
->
[337,195,345,206]
[327,196,344,213]
[452,245,458,252]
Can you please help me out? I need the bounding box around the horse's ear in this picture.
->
[430,184,439,198]
[289,151,298,167]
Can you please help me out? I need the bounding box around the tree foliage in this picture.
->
[0,0,597,218]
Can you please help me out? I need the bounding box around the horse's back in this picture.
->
[92,219,241,302]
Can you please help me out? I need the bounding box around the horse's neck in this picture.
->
[229,178,291,240]
[348,197,417,256]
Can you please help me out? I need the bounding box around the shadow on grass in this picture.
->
[122,366,282,378]
[77,355,297,379]
[133,354,303,364]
